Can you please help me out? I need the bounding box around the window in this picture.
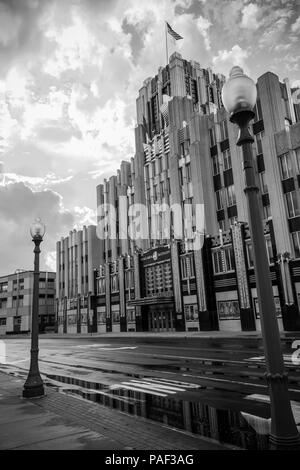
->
[12,296,17,308]
[112,310,120,323]
[259,172,268,194]
[254,296,281,318]
[209,128,216,147]
[285,191,300,218]
[184,304,198,321]
[225,185,236,206]
[47,296,54,305]
[246,239,274,266]
[212,246,234,273]
[279,153,293,180]
[167,178,171,195]
[0,299,7,309]
[246,243,254,268]
[39,294,45,305]
[222,149,232,171]
[186,163,192,182]
[178,167,184,185]
[220,120,228,141]
[215,189,223,210]
[157,157,162,174]
[180,140,190,157]
[255,131,264,154]
[263,205,271,219]
[212,154,220,175]
[292,231,300,258]
[127,309,135,322]
[0,318,6,326]
[165,152,170,169]
[145,165,150,182]
[153,185,158,201]
[253,99,263,121]
[266,238,274,264]
[180,254,195,279]
[125,270,134,289]
[217,300,240,320]
[98,278,105,294]
[295,147,300,173]
[0,283,8,293]
[152,161,156,177]
[218,219,226,231]
[111,274,119,292]
[160,181,164,197]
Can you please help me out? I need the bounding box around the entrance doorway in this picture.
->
[148,309,175,332]
[13,316,21,333]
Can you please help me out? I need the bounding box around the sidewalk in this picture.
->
[41,330,300,340]
[0,371,230,450]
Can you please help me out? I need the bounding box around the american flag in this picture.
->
[166,22,183,40]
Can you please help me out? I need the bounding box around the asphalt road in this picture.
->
[1,333,300,420]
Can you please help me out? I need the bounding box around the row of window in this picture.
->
[145,153,170,180]
[212,238,274,274]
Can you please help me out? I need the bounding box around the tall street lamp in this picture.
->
[222,66,300,450]
[23,218,45,398]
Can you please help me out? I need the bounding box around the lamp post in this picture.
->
[222,66,300,450]
[23,218,45,398]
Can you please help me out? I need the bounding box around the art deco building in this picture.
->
[0,270,55,334]
[56,52,300,334]
[56,225,101,333]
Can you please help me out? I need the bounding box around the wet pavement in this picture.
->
[0,372,229,450]
[1,333,300,449]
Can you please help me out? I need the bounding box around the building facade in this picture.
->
[0,270,56,335]
[57,52,300,334]
[56,225,102,334]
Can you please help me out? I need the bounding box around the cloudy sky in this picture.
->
[0,0,299,276]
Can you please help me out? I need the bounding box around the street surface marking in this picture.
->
[74,344,137,351]
[109,377,201,397]
[247,354,295,364]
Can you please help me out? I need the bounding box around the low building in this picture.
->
[0,270,56,335]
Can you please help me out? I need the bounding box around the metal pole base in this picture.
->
[23,373,45,398]
[23,383,45,398]
[269,433,300,451]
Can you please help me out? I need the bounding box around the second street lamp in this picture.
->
[222,66,300,450]
[23,218,45,398]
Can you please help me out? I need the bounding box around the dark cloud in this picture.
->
[0,181,74,275]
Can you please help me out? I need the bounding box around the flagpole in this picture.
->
[165,22,169,65]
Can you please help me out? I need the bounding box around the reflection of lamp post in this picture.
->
[222,66,300,450]
[23,218,45,398]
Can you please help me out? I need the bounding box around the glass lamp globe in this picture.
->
[222,66,257,116]
[30,217,46,239]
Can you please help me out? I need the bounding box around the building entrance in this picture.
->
[148,309,175,332]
